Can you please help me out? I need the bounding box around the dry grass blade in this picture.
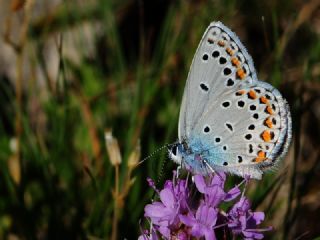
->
[278,0,320,57]
[10,0,26,12]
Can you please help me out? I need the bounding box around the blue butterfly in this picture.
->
[169,22,292,179]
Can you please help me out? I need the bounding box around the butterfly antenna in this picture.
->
[156,152,169,188]
[157,141,182,184]
[136,142,178,167]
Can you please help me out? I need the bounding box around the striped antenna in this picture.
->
[136,142,179,167]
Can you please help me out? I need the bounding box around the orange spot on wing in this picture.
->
[264,118,273,128]
[248,89,257,99]
[265,105,273,114]
[231,57,240,67]
[255,151,267,162]
[226,47,234,56]
[218,40,225,47]
[236,90,246,96]
[260,96,269,104]
[261,130,271,142]
[237,68,246,80]
[208,38,214,44]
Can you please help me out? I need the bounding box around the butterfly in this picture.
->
[169,22,292,179]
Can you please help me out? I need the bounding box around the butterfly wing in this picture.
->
[178,22,292,179]
[178,22,257,140]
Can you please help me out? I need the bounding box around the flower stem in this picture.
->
[111,165,119,240]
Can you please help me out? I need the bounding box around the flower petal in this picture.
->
[194,175,206,193]
[191,224,203,238]
[225,186,241,202]
[195,203,205,222]
[205,185,225,207]
[158,226,170,238]
[179,213,196,226]
[160,188,175,208]
[138,234,148,240]
[243,230,264,239]
[144,202,175,226]
[144,202,165,218]
[211,172,226,186]
[232,196,250,213]
[239,215,247,230]
[204,228,216,240]
[207,206,218,226]
[144,202,170,218]
[252,212,265,225]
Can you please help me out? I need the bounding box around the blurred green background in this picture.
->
[0,0,320,239]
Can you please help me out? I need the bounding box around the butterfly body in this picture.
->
[170,22,292,179]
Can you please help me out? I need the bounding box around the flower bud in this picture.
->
[105,129,121,166]
[127,140,141,169]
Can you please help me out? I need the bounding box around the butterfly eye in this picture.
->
[171,145,178,156]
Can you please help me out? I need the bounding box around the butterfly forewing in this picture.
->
[178,22,257,140]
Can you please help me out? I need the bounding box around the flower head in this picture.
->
[141,171,272,239]
[194,172,241,206]
[228,196,272,239]
[144,177,189,237]
[180,202,218,240]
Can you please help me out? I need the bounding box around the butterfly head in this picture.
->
[169,139,217,174]
[168,142,184,165]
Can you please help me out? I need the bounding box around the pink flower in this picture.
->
[228,197,272,239]
[144,178,188,238]
[180,202,218,240]
[141,171,272,239]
